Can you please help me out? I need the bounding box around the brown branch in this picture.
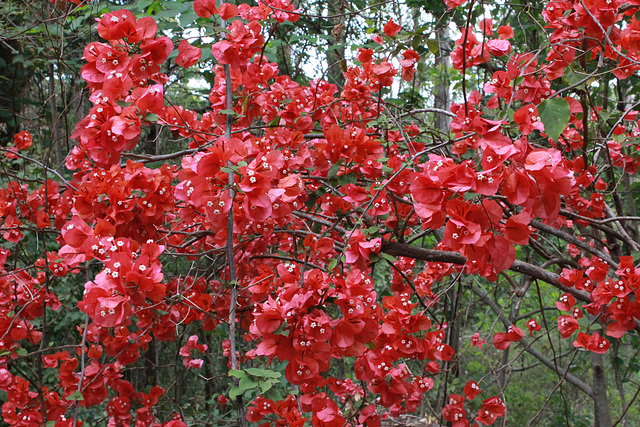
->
[381,241,592,303]
[530,219,618,268]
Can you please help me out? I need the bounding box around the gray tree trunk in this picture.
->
[326,0,346,88]
[434,26,451,134]
[592,352,612,427]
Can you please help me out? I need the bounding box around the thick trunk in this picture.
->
[611,341,630,427]
[326,0,346,88]
[446,282,463,378]
[592,352,612,427]
[434,26,451,134]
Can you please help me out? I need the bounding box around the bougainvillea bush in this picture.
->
[3,0,640,425]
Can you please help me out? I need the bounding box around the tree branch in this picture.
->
[381,241,592,302]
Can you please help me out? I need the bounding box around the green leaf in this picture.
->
[562,68,587,86]
[337,173,357,185]
[219,109,236,116]
[412,35,423,50]
[239,375,258,390]
[244,368,281,379]
[229,375,259,399]
[65,391,84,401]
[259,380,273,393]
[144,113,159,122]
[263,388,284,402]
[537,97,570,141]
[327,160,343,180]
[327,258,338,271]
[365,226,380,235]
[220,166,237,174]
[379,252,396,263]
[228,369,246,379]
[426,39,439,54]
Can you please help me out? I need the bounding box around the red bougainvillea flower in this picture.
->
[97,9,137,41]
[556,293,576,311]
[383,18,401,37]
[498,25,514,39]
[526,319,541,335]
[345,229,382,268]
[445,0,467,8]
[471,332,486,348]
[217,395,229,407]
[558,315,580,339]
[480,18,493,35]
[246,396,274,423]
[476,396,506,425]
[487,38,511,57]
[442,394,467,426]
[194,0,217,17]
[464,380,481,400]
[78,273,131,328]
[176,40,202,68]
[400,49,420,81]
[179,335,208,369]
[492,325,523,350]
[513,104,545,135]
[13,131,32,150]
[504,212,532,245]
[573,332,610,354]
[218,3,239,20]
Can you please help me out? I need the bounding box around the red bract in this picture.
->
[476,396,506,425]
[492,325,523,350]
[13,131,32,150]
[442,394,467,426]
[574,332,610,354]
[498,25,514,39]
[97,10,137,41]
[218,3,239,20]
[526,319,541,335]
[211,20,264,70]
[513,104,545,135]
[451,28,490,70]
[400,49,420,81]
[471,332,486,349]
[464,381,481,400]
[487,38,511,57]
[345,230,382,268]
[556,293,576,311]
[383,18,401,37]
[179,335,208,369]
[558,315,580,339]
[445,0,468,8]
[176,40,202,68]
[194,0,217,17]
[504,212,531,245]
